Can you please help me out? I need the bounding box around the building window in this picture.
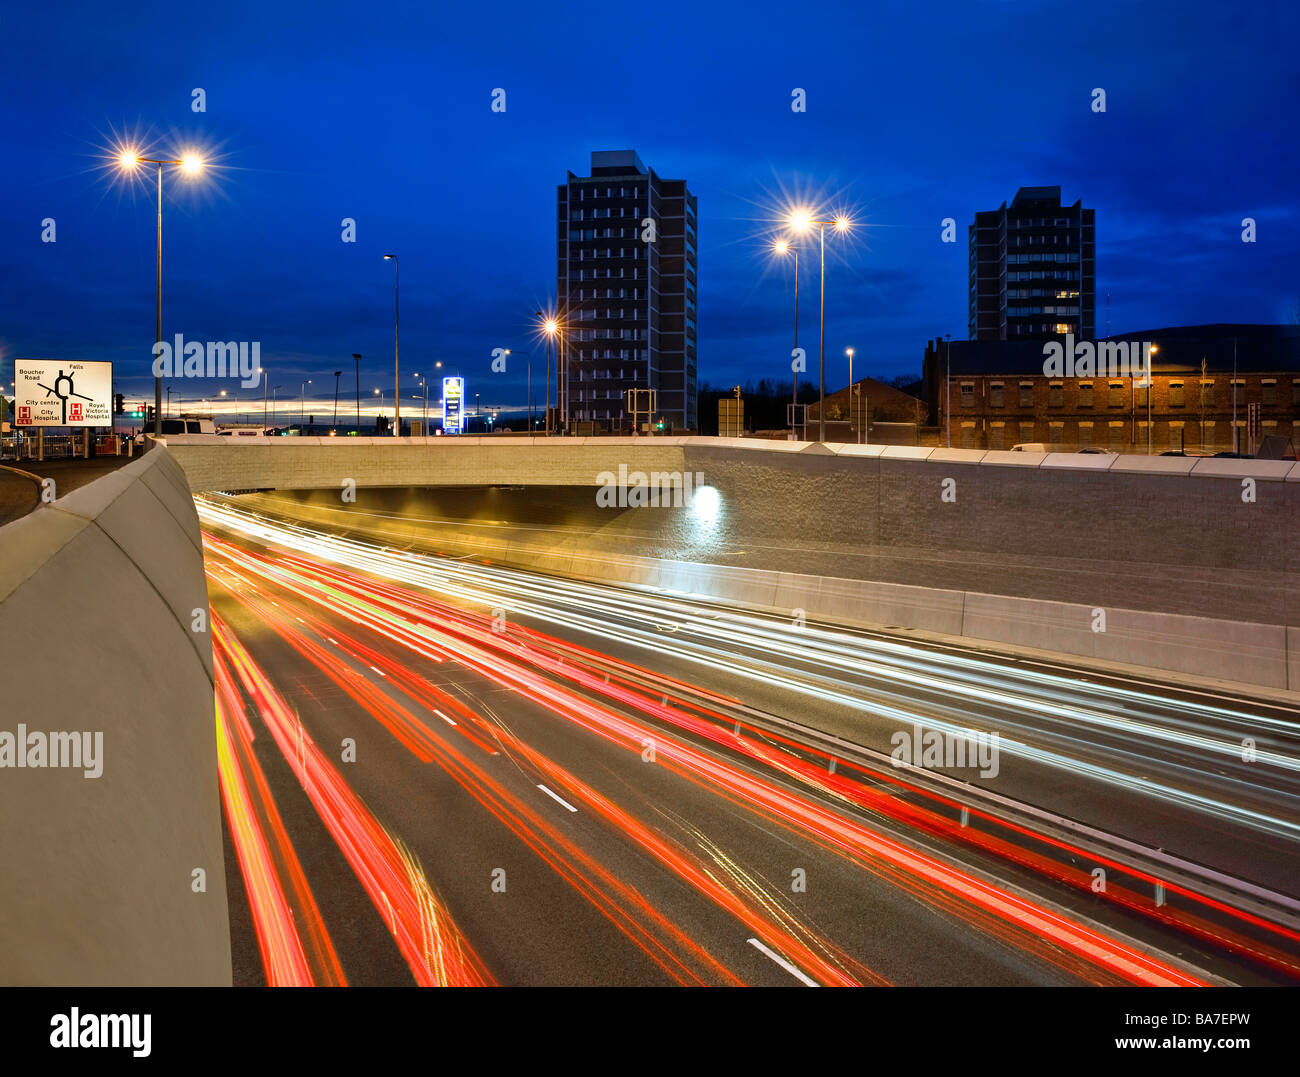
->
[1019,421,1035,444]
[1108,382,1124,407]
[1078,382,1093,407]
[1201,380,1215,406]
[1169,381,1184,407]
[1048,382,1063,407]
[960,422,976,448]
[960,382,975,407]
[1262,379,1277,405]
[989,382,1004,407]
[1018,381,1033,407]
[1078,421,1094,447]
[988,421,1005,449]
[1201,421,1216,451]
[1292,379,1300,406]
[1108,422,1124,450]
[1049,422,1064,446]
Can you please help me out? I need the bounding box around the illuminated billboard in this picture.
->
[442,376,464,434]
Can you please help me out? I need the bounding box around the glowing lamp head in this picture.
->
[544,319,558,335]
[833,216,851,233]
[788,210,813,234]
[846,347,854,357]
[774,240,790,255]
[118,150,140,169]
[180,155,203,174]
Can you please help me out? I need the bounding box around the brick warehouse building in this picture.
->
[922,324,1300,453]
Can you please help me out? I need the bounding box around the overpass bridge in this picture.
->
[162,435,1300,693]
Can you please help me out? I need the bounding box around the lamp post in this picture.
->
[115,149,205,436]
[332,371,342,433]
[539,313,562,436]
[351,354,361,437]
[374,388,384,434]
[383,255,399,436]
[786,211,851,441]
[271,386,282,431]
[846,347,858,443]
[299,380,311,429]
[774,240,800,436]
[945,334,952,448]
[1146,344,1158,455]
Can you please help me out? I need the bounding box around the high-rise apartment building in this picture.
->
[557,150,698,431]
[969,186,1095,341]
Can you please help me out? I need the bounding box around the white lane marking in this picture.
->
[536,784,578,813]
[433,708,457,726]
[747,938,817,986]
[368,666,387,677]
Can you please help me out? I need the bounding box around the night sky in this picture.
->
[2,0,1296,422]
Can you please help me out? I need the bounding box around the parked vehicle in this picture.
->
[1009,443,1049,453]
[1076,447,1117,454]
[159,417,217,435]
[1159,449,1214,457]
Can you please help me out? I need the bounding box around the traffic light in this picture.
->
[145,405,155,427]
[114,393,125,415]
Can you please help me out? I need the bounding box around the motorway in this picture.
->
[197,496,1300,987]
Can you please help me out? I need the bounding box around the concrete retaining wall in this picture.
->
[0,447,231,985]
[235,491,1298,694]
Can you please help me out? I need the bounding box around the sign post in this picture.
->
[442,376,464,435]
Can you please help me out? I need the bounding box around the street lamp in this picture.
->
[846,347,859,444]
[300,380,311,428]
[538,313,564,435]
[383,255,399,437]
[116,148,205,436]
[332,370,342,433]
[946,335,956,447]
[774,240,801,437]
[352,354,362,437]
[786,210,852,441]
[374,387,384,434]
[271,386,282,431]
[415,373,428,434]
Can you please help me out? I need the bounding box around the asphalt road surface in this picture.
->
[199,496,1300,987]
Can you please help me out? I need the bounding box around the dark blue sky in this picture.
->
[2,0,1296,421]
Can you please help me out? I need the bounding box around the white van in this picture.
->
[159,417,217,435]
[1010,442,1049,453]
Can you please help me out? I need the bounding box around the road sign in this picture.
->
[14,359,113,427]
[442,376,464,435]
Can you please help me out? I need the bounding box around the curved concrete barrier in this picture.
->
[0,447,230,985]
[220,490,1297,694]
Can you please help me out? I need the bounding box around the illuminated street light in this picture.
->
[784,207,853,442]
[115,146,206,435]
[538,312,566,435]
